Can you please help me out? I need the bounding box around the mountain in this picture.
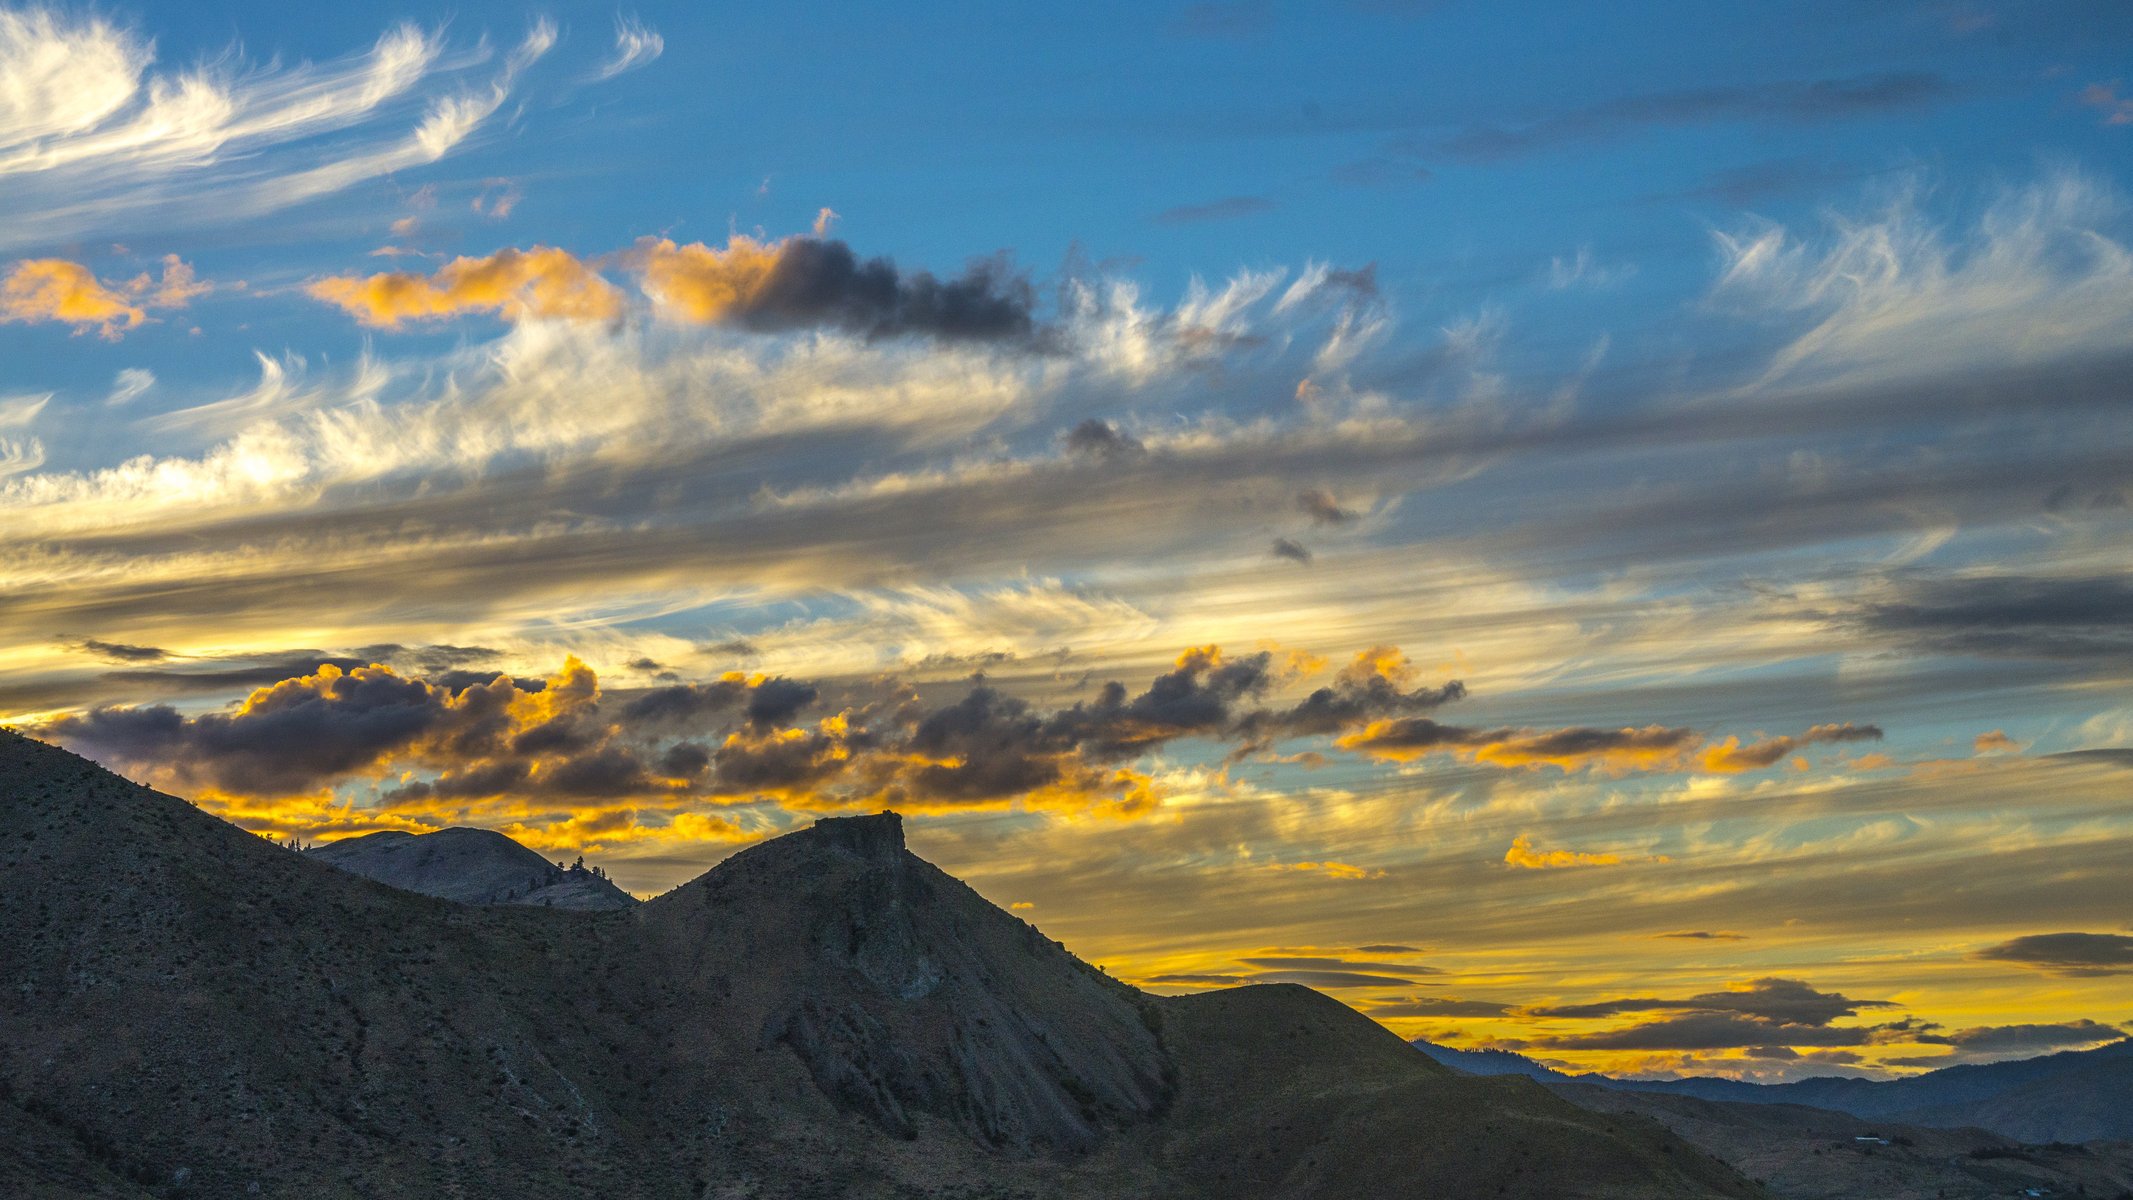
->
[305,827,637,910]
[1415,1036,2133,1143]
[1555,1082,2133,1200]
[0,729,1762,1199]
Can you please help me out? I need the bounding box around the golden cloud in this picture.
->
[307,245,624,327]
[1503,834,1624,870]
[0,254,207,338]
[627,233,789,323]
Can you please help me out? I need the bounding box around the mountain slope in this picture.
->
[1415,1036,2133,1143]
[1555,1082,2133,1200]
[306,826,637,910]
[0,730,1762,1199]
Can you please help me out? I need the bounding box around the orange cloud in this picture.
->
[1699,722,1883,773]
[1504,835,1624,870]
[307,245,624,327]
[1338,717,1701,773]
[0,255,207,338]
[627,233,789,322]
[1266,860,1384,880]
[1973,729,2022,754]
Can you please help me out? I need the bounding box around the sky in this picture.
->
[4,0,2132,1082]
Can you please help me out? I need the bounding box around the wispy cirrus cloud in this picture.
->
[0,8,622,250]
[590,15,664,81]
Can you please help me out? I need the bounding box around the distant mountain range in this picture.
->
[0,729,1760,1199]
[306,826,637,910]
[1414,1036,2133,1143]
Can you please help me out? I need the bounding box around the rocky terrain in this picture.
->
[306,826,637,911]
[0,728,1769,1199]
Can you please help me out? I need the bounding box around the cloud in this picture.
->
[1441,72,1958,161]
[2079,81,2133,125]
[1062,418,1144,460]
[1974,729,2021,754]
[592,16,664,80]
[1657,930,1746,941]
[72,638,170,663]
[1503,834,1623,870]
[34,642,1482,833]
[1339,718,1701,773]
[1269,537,1312,564]
[1153,196,1276,225]
[1700,722,1883,772]
[1974,932,2133,976]
[1263,859,1379,879]
[1369,996,1510,1018]
[1524,978,1894,1025]
[1712,172,2133,388]
[1295,488,1357,525]
[308,246,624,327]
[0,255,205,338]
[105,367,154,406]
[1833,573,2133,663]
[1524,978,1909,1052]
[1916,1020,2125,1053]
[0,392,47,429]
[630,233,1037,343]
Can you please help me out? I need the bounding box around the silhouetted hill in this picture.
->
[1416,1035,2133,1143]
[1556,1083,2133,1200]
[306,827,636,910]
[0,730,1761,1198]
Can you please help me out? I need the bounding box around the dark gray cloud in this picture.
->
[1523,977,1892,1026]
[1917,1020,2125,1052]
[1063,418,1144,460]
[735,239,1037,344]
[1656,930,1746,941]
[1295,488,1358,525]
[72,638,170,663]
[44,666,443,795]
[1270,537,1312,564]
[1535,1013,1904,1052]
[1974,932,2133,976]
[1154,196,1277,225]
[1442,72,1960,161]
[1839,573,2133,662]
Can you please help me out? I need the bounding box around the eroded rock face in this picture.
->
[667,812,1172,1153]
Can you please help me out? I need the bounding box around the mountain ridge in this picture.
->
[1413,1036,2133,1143]
[0,729,1760,1198]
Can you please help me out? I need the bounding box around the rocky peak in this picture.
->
[803,811,906,861]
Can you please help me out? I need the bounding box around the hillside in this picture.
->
[306,827,637,910]
[1556,1083,2133,1200]
[0,730,1762,1199]
[1415,1036,2133,1144]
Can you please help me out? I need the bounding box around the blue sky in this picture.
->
[4,0,2132,1080]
